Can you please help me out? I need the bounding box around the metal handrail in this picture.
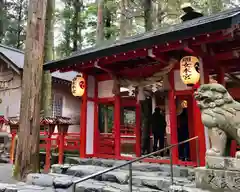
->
[72,136,199,192]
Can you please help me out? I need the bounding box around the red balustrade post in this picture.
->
[41,117,56,172]
[135,103,141,157]
[58,132,64,164]
[57,117,71,164]
[114,95,121,158]
[10,132,16,163]
[7,117,19,164]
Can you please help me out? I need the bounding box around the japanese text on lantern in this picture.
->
[182,57,191,80]
[71,75,85,97]
[180,56,200,86]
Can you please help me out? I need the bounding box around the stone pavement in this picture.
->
[0,163,17,184]
[0,159,213,191]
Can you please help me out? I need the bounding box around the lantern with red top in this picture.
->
[40,117,57,171]
[40,117,57,136]
[7,116,19,135]
[56,116,72,164]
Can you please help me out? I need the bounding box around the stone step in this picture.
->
[131,175,192,191]
[64,157,193,178]
[26,173,162,191]
[49,164,193,191]
[0,182,58,192]
[52,164,183,179]
[0,181,213,192]
[169,184,212,192]
[51,164,194,187]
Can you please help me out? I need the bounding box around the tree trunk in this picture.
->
[143,0,153,31]
[210,0,223,14]
[42,0,55,117]
[73,0,80,51]
[96,0,104,46]
[120,0,126,39]
[140,98,152,155]
[120,0,132,39]
[14,0,47,180]
[105,6,112,40]
[16,2,23,49]
[0,0,4,43]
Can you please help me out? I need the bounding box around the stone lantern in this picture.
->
[56,116,72,164]
[40,117,57,171]
[6,116,20,163]
[40,117,56,136]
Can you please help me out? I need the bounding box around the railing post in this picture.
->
[196,137,200,167]
[44,134,51,172]
[58,132,64,164]
[72,183,76,192]
[129,163,132,192]
[170,147,174,185]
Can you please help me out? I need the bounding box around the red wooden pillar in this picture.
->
[135,103,141,157]
[231,140,237,157]
[58,119,70,164]
[58,132,65,164]
[10,133,16,163]
[168,70,178,164]
[45,134,51,171]
[44,123,55,172]
[192,83,206,166]
[217,67,225,86]
[114,94,121,158]
[80,74,88,158]
[93,78,99,156]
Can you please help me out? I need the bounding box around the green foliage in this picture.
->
[2,0,28,49]
[1,0,238,56]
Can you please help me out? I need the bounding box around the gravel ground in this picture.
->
[0,163,17,184]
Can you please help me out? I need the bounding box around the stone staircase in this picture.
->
[0,158,212,191]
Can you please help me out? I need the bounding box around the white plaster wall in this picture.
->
[52,82,81,133]
[98,80,114,98]
[0,71,21,118]
[0,66,81,134]
[87,75,95,98]
[86,101,94,154]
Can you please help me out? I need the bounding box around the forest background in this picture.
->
[0,0,239,59]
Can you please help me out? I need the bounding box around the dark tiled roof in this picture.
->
[44,8,240,70]
[0,44,77,81]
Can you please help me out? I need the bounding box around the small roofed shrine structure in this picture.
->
[44,8,240,167]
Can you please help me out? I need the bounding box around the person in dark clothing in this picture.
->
[151,107,166,156]
[141,98,152,155]
[177,108,190,161]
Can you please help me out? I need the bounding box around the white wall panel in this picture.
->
[98,80,114,98]
[87,75,95,98]
[86,101,94,154]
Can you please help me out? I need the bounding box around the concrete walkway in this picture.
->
[0,163,17,184]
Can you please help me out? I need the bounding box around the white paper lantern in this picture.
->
[71,74,86,97]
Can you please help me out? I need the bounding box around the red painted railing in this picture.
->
[39,132,80,151]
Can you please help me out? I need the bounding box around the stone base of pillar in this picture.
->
[195,156,240,191]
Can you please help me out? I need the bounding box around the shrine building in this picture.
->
[43,8,240,167]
